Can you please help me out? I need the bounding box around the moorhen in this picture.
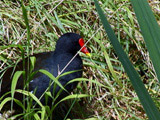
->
[0,32,90,105]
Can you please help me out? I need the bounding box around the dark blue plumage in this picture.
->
[0,33,89,104]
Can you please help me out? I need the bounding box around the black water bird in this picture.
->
[0,33,90,105]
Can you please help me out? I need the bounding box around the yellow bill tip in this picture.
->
[86,53,91,57]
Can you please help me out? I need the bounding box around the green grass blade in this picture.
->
[130,0,160,82]
[33,113,41,120]
[59,94,94,104]
[67,78,108,89]
[11,71,23,109]
[39,69,66,92]
[94,0,160,119]
[14,99,25,110]
[11,71,23,98]
[29,56,36,72]
[0,97,12,111]
[56,70,82,80]
[99,41,123,87]
[54,11,66,33]
[53,94,94,111]
[16,89,44,108]
[21,1,30,44]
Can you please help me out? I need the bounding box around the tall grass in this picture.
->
[94,0,160,119]
[0,0,160,119]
